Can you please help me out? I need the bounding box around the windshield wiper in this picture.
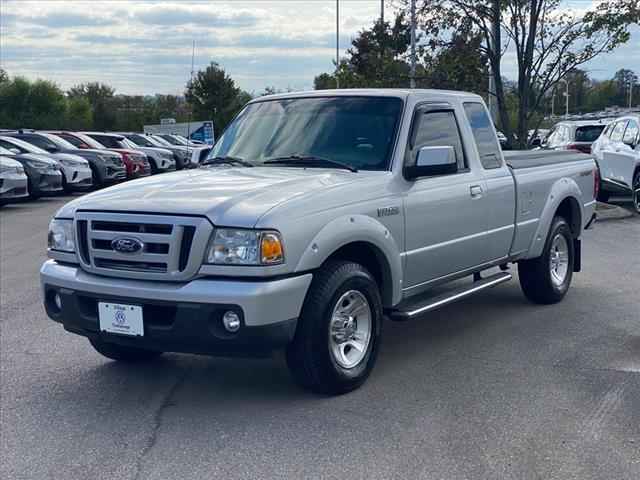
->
[201,156,253,167]
[263,155,358,172]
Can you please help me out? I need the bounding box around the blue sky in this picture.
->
[0,1,638,95]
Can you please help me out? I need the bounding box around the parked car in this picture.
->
[0,136,92,192]
[528,129,550,147]
[0,145,62,198]
[18,131,128,187]
[57,132,151,180]
[496,130,509,149]
[154,133,202,148]
[145,133,212,166]
[591,115,640,211]
[41,89,597,395]
[542,120,609,154]
[0,156,29,205]
[109,133,176,173]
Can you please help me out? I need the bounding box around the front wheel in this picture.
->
[286,261,382,395]
[518,216,574,304]
[632,170,640,214]
[89,338,163,362]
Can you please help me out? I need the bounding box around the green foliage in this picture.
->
[185,62,251,132]
[63,96,93,130]
[68,82,117,130]
[0,76,66,129]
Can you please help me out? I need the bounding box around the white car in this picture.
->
[0,156,29,204]
[0,136,92,192]
[591,115,640,212]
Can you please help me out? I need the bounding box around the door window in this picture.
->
[610,121,628,142]
[622,120,639,146]
[409,109,466,171]
[463,102,502,169]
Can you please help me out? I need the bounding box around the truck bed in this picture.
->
[504,150,592,169]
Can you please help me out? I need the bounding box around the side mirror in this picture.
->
[405,146,457,179]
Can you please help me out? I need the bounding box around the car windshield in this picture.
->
[160,135,183,145]
[41,133,76,150]
[575,125,606,142]
[148,136,173,147]
[127,134,156,147]
[207,96,404,171]
[0,136,48,154]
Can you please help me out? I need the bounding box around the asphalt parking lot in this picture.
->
[1,195,639,480]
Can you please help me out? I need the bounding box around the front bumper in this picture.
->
[32,170,63,195]
[40,261,312,356]
[62,166,93,189]
[0,174,29,200]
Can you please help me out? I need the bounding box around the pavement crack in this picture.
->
[132,369,189,480]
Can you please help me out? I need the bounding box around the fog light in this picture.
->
[54,293,62,311]
[222,311,241,333]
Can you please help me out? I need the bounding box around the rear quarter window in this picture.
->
[575,126,605,143]
[462,102,502,169]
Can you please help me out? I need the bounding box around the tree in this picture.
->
[424,32,489,94]
[416,0,640,148]
[0,68,8,84]
[63,96,93,130]
[612,68,639,106]
[0,77,66,129]
[185,62,250,132]
[68,82,117,130]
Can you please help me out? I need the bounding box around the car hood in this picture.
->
[11,153,60,166]
[51,152,89,165]
[57,166,369,227]
[0,156,22,168]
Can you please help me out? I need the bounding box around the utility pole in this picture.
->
[559,78,569,118]
[487,17,497,122]
[410,0,416,88]
[629,80,634,109]
[336,0,340,89]
[381,0,384,24]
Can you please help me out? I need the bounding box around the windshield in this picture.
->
[148,135,173,147]
[0,136,48,154]
[207,96,403,171]
[75,133,108,149]
[127,134,155,147]
[171,136,190,145]
[41,133,76,150]
[575,125,606,142]
[159,135,183,145]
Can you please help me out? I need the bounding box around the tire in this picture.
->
[89,338,163,362]
[518,216,574,305]
[286,261,383,395]
[632,170,640,214]
[149,159,158,175]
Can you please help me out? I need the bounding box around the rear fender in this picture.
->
[524,178,583,259]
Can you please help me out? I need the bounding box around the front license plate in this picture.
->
[98,302,144,337]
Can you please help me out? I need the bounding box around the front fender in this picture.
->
[295,214,403,305]
[525,177,583,259]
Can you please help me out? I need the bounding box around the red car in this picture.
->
[54,132,151,179]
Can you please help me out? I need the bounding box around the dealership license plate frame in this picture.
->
[98,302,144,337]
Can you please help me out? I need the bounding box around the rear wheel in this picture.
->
[632,170,640,214]
[89,338,163,362]
[286,261,382,395]
[518,216,574,304]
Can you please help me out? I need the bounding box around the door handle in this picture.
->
[470,185,483,198]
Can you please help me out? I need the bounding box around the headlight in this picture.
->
[206,229,284,265]
[25,159,50,171]
[98,154,123,166]
[48,219,75,252]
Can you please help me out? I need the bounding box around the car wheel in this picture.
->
[89,338,163,362]
[286,260,382,395]
[518,216,574,305]
[633,170,640,214]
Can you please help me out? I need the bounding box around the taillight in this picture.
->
[567,143,591,154]
[593,166,599,200]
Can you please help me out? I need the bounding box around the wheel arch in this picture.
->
[295,215,403,307]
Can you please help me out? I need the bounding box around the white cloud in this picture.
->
[0,0,636,94]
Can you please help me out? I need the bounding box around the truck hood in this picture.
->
[58,166,368,227]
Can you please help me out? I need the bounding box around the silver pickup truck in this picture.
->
[41,89,597,394]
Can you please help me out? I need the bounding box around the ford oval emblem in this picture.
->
[111,237,144,254]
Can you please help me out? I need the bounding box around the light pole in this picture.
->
[410,0,416,88]
[336,0,340,89]
[629,80,634,109]
[559,78,569,118]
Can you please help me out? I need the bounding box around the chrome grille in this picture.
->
[75,212,213,281]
